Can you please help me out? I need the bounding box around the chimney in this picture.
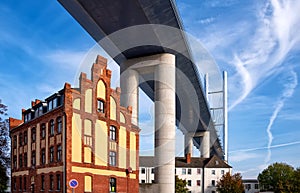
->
[186,153,191,164]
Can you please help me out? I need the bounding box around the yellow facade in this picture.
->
[85,89,92,113]
[84,176,92,192]
[130,132,137,170]
[73,98,81,110]
[84,147,92,163]
[97,80,106,99]
[72,113,82,163]
[84,119,92,136]
[110,96,117,120]
[120,112,125,123]
[119,126,127,169]
[95,120,108,166]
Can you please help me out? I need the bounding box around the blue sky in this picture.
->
[1,0,300,178]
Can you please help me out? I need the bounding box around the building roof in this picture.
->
[140,155,231,168]
[242,179,259,183]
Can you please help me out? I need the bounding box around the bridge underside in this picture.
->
[58,0,223,157]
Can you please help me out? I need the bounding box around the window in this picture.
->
[212,191,216,193]
[212,170,216,175]
[24,131,28,145]
[31,127,36,142]
[41,124,46,139]
[31,151,36,166]
[24,153,27,167]
[109,151,116,166]
[109,178,116,193]
[57,145,62,162]
[53,98,57,109]
[49,120,55,136]
[19,176,22,191]
[41,175,45,190]
[197,180,201,186]
[13,178,16,190]
[19,133,23,146]
[24,176,26,191]
[48,100,53,111]
[255,184,259,189]
[97,99,105,113]
[110,125,117,141]
[13,156,17,168]
[221,170,225,175]
[212,180,216,186]
[50,146,54,163]
[197,168,201,175]
[13,135,17,148]
[187,180,191,186]
[41,149,46,165]
[141,180,145,183]
[182,168,186,175]
[188,168,192,175]
[151,168,155,174]
[141,168,145,174]
[57,117,62,133]
[19,155,23,168]
[245,184,251,190]
[50,175,54,190]
[57,174,61,190]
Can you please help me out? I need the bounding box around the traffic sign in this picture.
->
[69,179,78,189]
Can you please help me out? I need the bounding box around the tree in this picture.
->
[293,168,300,192]
[216,172,245,193]
[0,164,8,192]
[258,162,294,193]
[0,100,10,192]
[175,175,189,193]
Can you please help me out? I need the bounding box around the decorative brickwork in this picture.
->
[9,55,140,193]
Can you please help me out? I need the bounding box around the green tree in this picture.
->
[258,162,294,193]
[0,100,10,192]
[292,168,300,193]
[216,172,244,193]
[175,175,189,193]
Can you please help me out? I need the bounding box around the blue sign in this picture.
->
[69,179,78,189]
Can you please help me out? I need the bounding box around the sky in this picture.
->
[1,0,300,179]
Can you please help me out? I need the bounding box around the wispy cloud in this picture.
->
[265,69,298,163]
[230,140,300,153]
[228,0,300,110]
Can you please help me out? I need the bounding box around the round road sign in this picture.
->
[69,179,78,189]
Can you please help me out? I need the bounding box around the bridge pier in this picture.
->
[120,53,176,192]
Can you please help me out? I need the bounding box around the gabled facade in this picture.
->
[139,155,232,193]
[9,55,140,193]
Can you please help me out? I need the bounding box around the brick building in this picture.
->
[9,55,140,193]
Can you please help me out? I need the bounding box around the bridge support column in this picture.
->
[120,67,139,126]
[154,53,176,193]
[200,131,210,158]
[184,133,193,157]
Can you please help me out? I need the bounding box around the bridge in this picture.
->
[58,0,226,192]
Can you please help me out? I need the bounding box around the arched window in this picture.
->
[109,177,116,193]
[41,124,46,139]
[31,128,36,142]
[109,126,117,141]
[49,120,55,136]
[57,117,62,133]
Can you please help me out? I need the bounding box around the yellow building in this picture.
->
[9,55,140,193]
